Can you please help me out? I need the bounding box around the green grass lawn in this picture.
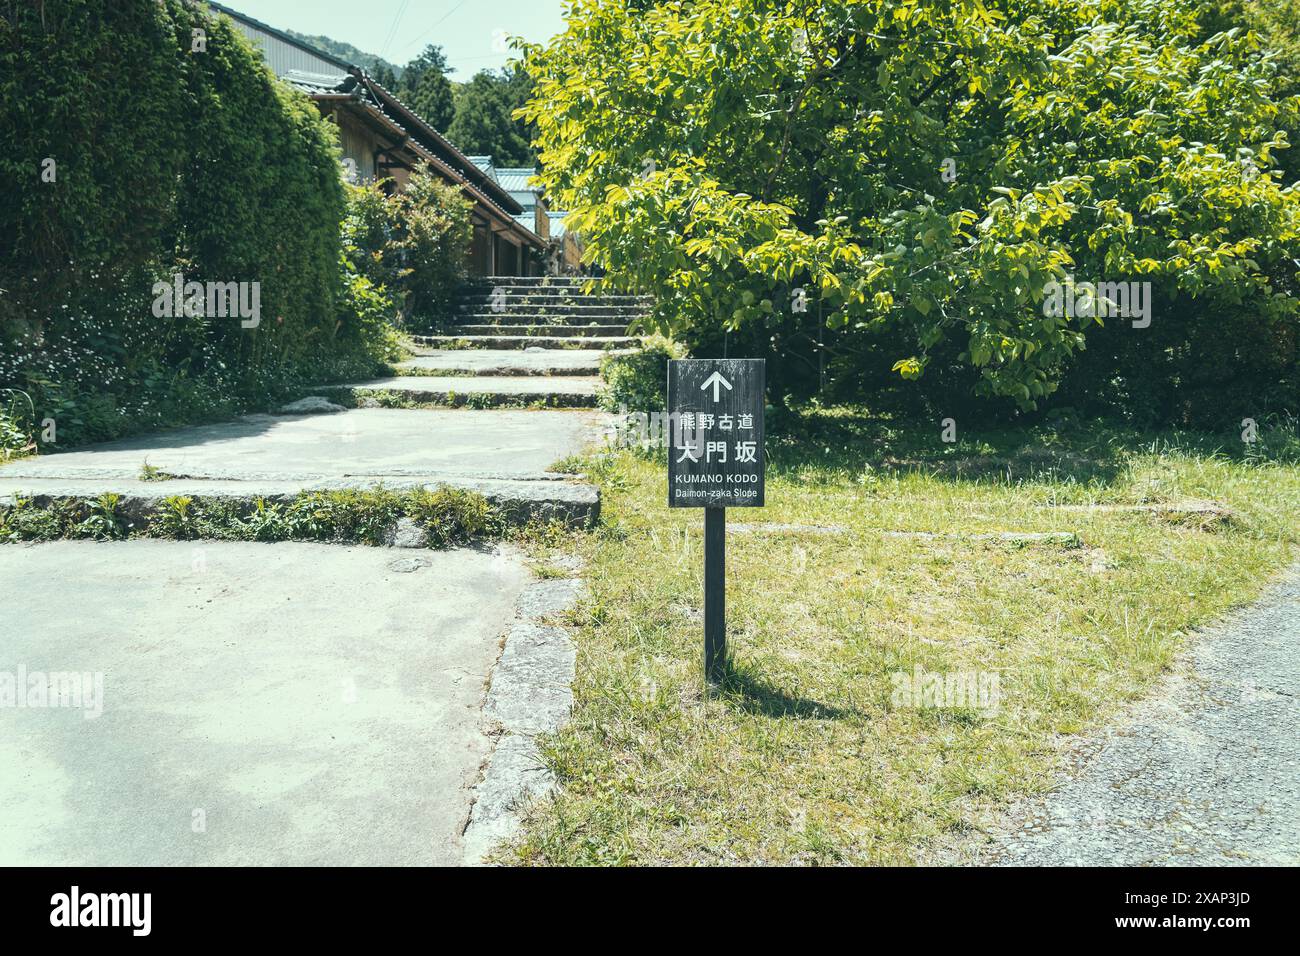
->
[510,409,1300,865]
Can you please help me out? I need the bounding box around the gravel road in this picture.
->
[968,564,1300,866]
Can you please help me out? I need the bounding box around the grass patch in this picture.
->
[0,485,500,548]
[324,387,582,411]
[138,460,177,482]
[506,410,1300,865]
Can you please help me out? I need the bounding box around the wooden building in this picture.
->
[471,158,586,275]
[207,2,545,276]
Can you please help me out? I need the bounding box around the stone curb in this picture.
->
[462,575,584,865]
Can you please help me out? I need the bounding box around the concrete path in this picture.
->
[0,408,605,525]
[0,540,528,865]
[963,565,1300,866]
[398,349,621,376]
[2,408,597,479]
[0,276,640,866]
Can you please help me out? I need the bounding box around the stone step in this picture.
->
[413,334,640,351]
[455,302,649,316]
[463,281,646,296]
[458,297,646,311]
[315,376,601,408]
[455,324,629,337]
[469,276,609,286]
[458,290,649,302]
[397,349,623,376]
[0,408,609,529]
[455,314,638,326]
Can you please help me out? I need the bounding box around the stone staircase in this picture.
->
[414,276,647,352]
[388,276,649,407]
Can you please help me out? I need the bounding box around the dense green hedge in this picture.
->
[0,0,391,450]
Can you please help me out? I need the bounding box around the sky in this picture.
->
[222,0,570,76]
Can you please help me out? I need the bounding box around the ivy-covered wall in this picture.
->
[0,0,390,449]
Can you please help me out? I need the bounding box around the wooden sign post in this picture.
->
[667,359,766,684]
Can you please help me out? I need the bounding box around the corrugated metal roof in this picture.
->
[547,212,568,238]
[207,1,353,75]
[496,168,537,193]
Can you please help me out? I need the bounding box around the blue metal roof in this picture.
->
[496,168,537,193]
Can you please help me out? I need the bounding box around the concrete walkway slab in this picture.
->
[399,349,617,377]
[0,540,529,865]
[1,408,600,481]
[0,409,607,525]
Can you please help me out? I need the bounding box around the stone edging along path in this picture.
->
[462,564,585,864]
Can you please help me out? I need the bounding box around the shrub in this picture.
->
[597,335,685,411]
[339,251,403,365]
[408,486,498,547]
[389,165,474,330]
[1,393,38,460]
[149,495,198,539]
[74,493,127,540]
[340,171,473,335]
[342,181,401,291]
[0,497,65,543]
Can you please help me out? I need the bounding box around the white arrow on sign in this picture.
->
[700,371,733,402]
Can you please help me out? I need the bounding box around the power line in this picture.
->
[390,0,470,60]
[379,0,412,58]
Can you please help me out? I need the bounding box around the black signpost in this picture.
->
[667,359,765,684]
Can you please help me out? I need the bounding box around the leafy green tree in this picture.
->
[406,66,455,131]
[522,0,1300,412]
[371,62,398,90]
[399,44,454,129]
[403,44,452,82]
[446,66,537,165]
[1232,0,1300,180]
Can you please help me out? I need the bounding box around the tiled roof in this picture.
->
[206,5,543,247]
[280,69,354,94]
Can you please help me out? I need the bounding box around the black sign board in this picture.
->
[667,359,765,508]
[666,358,765,685]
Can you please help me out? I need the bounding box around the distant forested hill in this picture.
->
[282,28,402,79]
